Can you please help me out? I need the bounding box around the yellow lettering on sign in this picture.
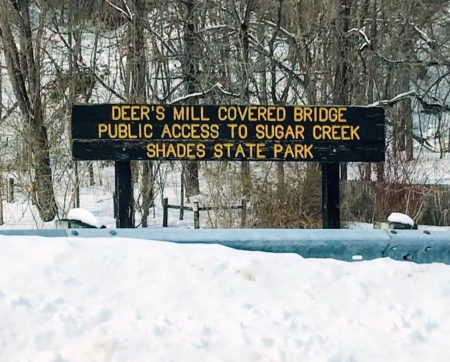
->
[218,106,228,121]
[228,124,237,138]
[312,125,360,140]
[161,124,172,138]
[156,106,165,121]
[247,106,257,121]
[160,124,220,139]
[197,143,206,158]
[228,107,237,121]
[212,143,266,159]
[255,124,304,140]
[140,105,150,120]
[257,107,267,121]
[235,144,246,158]
[273,144,283,157]
[173,106,184,121]
[218,106,286,122]
[97,123,153,139]
[244,143,266,159]
[119,105,130,120]
[255,143,265,159]
[111,105,121,121]
[98,123,108,137]
[143,124,153,138]
[294,107,347,122]
[111,105,156,121]
[213,143,223,158]
[172,106,210,121]
[273,144,314,159]
[226,124,248,139]
[304,107,313,121]
[146,143,206,159]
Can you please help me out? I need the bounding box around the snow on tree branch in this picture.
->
[103,0,133,21]
[412,25,435,48]
[368,90,417,107]
[347,27,371,51]
[169,83,239,104]
[369,90,450,113]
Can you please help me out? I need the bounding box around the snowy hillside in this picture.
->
[1,235,450,361]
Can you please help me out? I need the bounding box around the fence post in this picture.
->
[163,197,168,227]
[180,169,184,221]
[113,192,118,218]
[240,198,247,228]
[0,178,3,226]
[7,178,14,203]
[74,162,80,208]
[193,201,199,229]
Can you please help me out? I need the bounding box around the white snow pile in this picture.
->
[388,212,415,226]
[1,236,450,362]
[66,208,103,228]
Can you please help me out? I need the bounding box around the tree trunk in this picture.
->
[333,0,352,181]
[68,0,81,208]
[32,122,58,221]
[0,0,57,221]
[240,0,254,198]
[0,61,2,226]
[0,179,3,226]
[182,0,200,197]
[141,161,154,227]
[88,162,95,186]
[127,0,149,227]
[391,36,414,160]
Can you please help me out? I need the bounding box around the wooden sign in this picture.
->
[71,104,385,162]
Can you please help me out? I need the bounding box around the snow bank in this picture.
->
[1,236,450,361]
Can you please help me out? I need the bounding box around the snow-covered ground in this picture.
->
[1,235,450,362]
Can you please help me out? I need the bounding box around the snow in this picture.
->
[66,208,104,228]
[388,212,415,226]
[1,236,450,361]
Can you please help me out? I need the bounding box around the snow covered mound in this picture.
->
[1,236,450,361]
[388,212,415,227]
[67,208,103,228]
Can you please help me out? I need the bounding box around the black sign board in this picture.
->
[71,104,385,162]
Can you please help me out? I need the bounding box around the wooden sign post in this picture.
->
[115,160,134,228]
[322,162,340,228]
[71,104,385,228]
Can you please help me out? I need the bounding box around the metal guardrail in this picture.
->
[0,228,449,264]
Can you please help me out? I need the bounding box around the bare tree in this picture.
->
[0,0,57,221]
[181,0,201,197]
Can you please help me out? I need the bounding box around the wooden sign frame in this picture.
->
[71,104,385,228]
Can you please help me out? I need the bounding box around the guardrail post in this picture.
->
[163,197,168,227]
[193,201,199,229]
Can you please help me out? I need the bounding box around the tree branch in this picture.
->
[103,0,133,21]
[169,82,239,104]
[368,90,416,106]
